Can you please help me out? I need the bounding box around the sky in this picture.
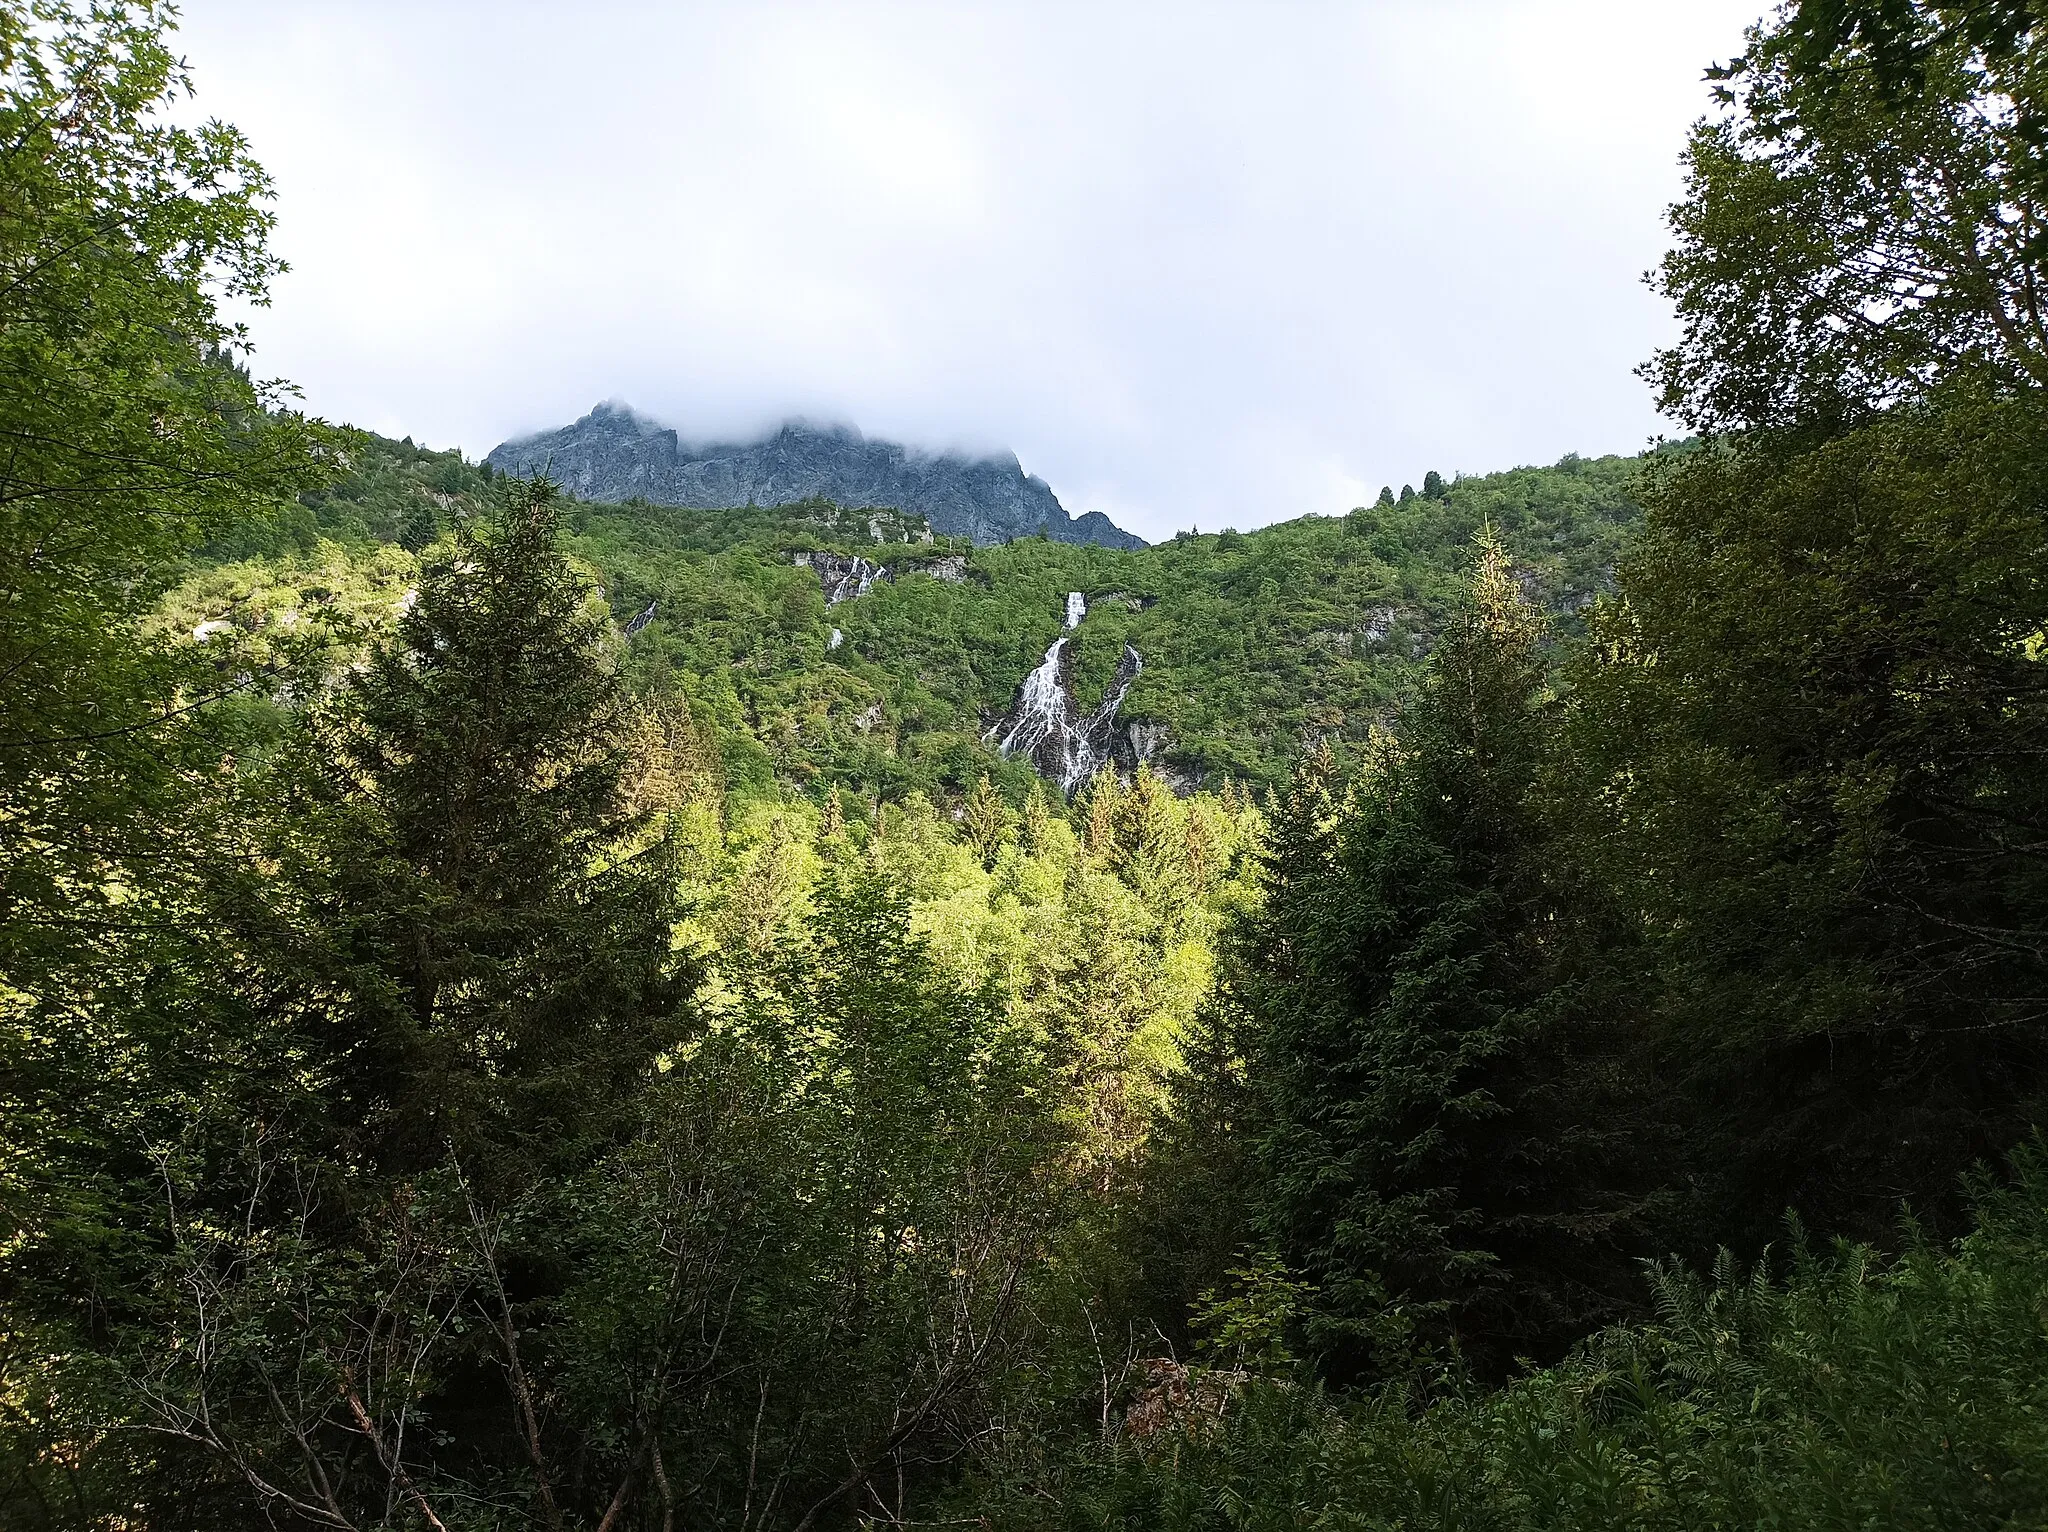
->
[176,0,1765,543]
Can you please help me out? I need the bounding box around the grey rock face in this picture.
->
[792,550,974,607]
[487,402,1146,550]
[792,551,886,605]
[985,594,1152,795]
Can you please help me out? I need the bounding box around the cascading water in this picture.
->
[827,556,883,604]
[987,599,1145,794]
[794,551,888,605]
[1096,642,1143,727]
[988,636,1085,788]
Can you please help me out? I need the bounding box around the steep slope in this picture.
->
[189,434,1647,802]
[485,402,1146,550]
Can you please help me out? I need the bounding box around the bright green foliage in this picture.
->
[963,771,1015,868]
[672,767,1264,1185]
[0,0,332,1091]
[203,429,500,559]
[556,451,1645,795]
[971,1146,2048,1532]
[159,433,1645,803]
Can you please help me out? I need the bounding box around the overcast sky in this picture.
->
[177,1,1764,542]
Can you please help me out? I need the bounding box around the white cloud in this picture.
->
[177,0,1763,541]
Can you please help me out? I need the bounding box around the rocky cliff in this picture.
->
[485,403,1146,550]
[985,592,1153,794]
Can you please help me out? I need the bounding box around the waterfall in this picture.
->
[1097,642,1143,724]
[987,598,1146,793]
[988,636,1089,790]
[826,556,882,604]
[1065,591,1085,629]
[795,551,889,605]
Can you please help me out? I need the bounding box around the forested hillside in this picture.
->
[191,430,1645,798]
[8,3,2048,1531]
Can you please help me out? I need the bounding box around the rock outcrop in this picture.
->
[793,550,975,606]
[487,403,1146,550]
[793,551,886,605]
[986,593,1151,794]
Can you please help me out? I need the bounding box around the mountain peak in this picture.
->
[485,404,1145,549]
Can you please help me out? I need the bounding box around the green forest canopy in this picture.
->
[191,430,1649,800]
[7,1,2048,1529]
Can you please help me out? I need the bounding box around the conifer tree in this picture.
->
[1134,741,1343,1344]
[1085,770,1126,854]
[1229,540,1657,1377]
[267,477,692,1183]
[1021,780,1056,855]
[1574,399,2048,1245]
[962,771,1014,869]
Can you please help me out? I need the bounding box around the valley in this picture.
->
[9,4,2048,1529]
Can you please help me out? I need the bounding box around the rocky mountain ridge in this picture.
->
[486,403,1146,550]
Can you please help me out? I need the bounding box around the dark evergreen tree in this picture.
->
[259,476,695,1185]
[1609,0,2048,1248]
[1573,395,2048,1248]
[1230,539,1659,1379]
[1132,742,1343,1351]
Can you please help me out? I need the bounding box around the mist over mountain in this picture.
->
[485,402,1146,550]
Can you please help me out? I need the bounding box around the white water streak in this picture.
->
[988,592,1146,792]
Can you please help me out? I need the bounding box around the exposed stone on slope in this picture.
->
[793,551,885,605]
[486,402,1146,550]
[986,598,1152,794]
[792,549,975,606]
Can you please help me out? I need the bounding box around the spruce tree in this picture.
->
[962,771,1013,869]
[269,477,692,1184]
[1237,539,1657,1377]
[1574,398,2048,1246]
